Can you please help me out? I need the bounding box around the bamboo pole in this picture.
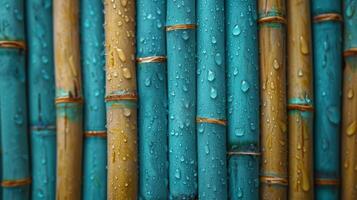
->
[287,0,314,199]
[258,0,288,199]
[341,0,357,199]
[137,0,168,199]
[54,0,83,199]
[166,0,197,198]
[197,0,227,199]
[81,0,107,199]
[0,0,30,198]
[312,1,343,199]
[226,0,260,199]
[104,0,137,199]
[26,0,56,199]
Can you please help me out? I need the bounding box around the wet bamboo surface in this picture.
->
[0,0,30,199]
[81,0,107,199]
[287,0,314,199]
[312,0,343,199]
[104,0,137,199]
[197,0,227,199]
[258,0,288,199]
[166,0,197,198]
[227,0,260,199]
[137,0,168,199]
[27,0,56,199]
[54,0,83,199]
[341,0,357,199]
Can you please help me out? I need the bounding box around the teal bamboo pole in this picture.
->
[341,0,357,199]
[226,0,260,199]
[80,0,107,199]
[197,0,227,199]
[0,0,30,199]
[26,0,56,199]
[137,0,168,199]
[312,1,342,199]
[167,0,197,198]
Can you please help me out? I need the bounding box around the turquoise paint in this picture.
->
[226,0,260,199]
[26,0,56,199]
[312,1,342,199]
[197,0,227,199]
[0,0,30,199]
[167,0,197,198]
[80,0,107,199]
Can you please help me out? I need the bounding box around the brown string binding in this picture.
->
[315,178,339,186]
[105,93,138,102]
[1,177,31,187]
[55,97,83,104]
[258,16,286,24]
[196,117,227,126]
[313,13,343,23]
[344,48,357,57]
[260,176,289,186]
[166,24,196,31]
[288,104,314,112]
[0,40,26,49]
[137,56,167,64]
[84,131,107,138]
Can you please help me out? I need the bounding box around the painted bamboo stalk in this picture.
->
[137,0,168,199]
[258,0,288,199]
[0,0,30,199]
[197,0,227,199]
[227,0,260,199]
[341,0,357,199]
[287,0,314,199]
[166,0,197,198]
[104,0,137,199]
[81,0,107,199]
[54,0,83,199]
[26,0,56,199]
[312,1,343,199]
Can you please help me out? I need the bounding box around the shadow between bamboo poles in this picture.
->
[26,0,56,199]
[226,0,260,199]
[341,0,357,199]
[287,0,314,199]
[54,0,83,199]
[104,1,138,199]
[312,1,343,199]
[166,0,197,199]
[197,0,227,199]
[258,0,288,199]
[80,0,107,199]
[137,0,168,199]
[0,0,30,199]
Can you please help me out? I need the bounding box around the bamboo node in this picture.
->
[315,178,339,185]
[166,24,196,31]
[105,93,138,102]
[84,130,107,138]
[258,16,286,24]
[288,104,314,112]
[344,48,357,57]
[0,40,26,49]
[31,125,56,131]
[137,56,167,63]
[313,13,343,23]
[196,117,227,126]
[55,97,83,104]
[260,176,288,186]
[227,151,261,156]
[1,177,31,187]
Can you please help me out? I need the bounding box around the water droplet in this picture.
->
[346,4,355,18]
[233,68,238,76]
[145,78,151,86]
[207,70,215,82]
[273,59,280,70]
[347,121,357,136]
[298,69,304,77]
[175,169,181,179]
[210,87,217,99]
[241,80,249,92]
[182,31,189,40]
[122,68,132,79]
[348,89,354,99]
[211,36,217,44]
[215,53,222,65]
[327,106,340,124]
[232,25,241,36]
[123,108,131,117]
[205,145,210,154]
[300,36,309,55]
[235,128,244,137]
[117,48,126,62]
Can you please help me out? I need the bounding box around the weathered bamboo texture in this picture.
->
[54,0,83,199]
[341,0,357,199]
[81,0,107,199]
[0,0,30,199]
[312,1,343,199]
[137,0,168,199]
[226,0,260,199]
[287,0,314,199]
[167,0,197,198]
[197,0,227,199]
[27,0,56,199]
[104,0,137,199]
[258,0,288,199]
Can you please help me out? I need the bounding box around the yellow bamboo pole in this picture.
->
[258,0,288,199]
[104,1,137,199]
[287,0,314,199]
[53,0,83,199]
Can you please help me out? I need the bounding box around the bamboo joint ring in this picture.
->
[196,117,227,126]
[1,177,31,187]
[288,104,314,112]
[55,97,83,104]
[313,13,343,23]
[260,176,288,186]
[0,40,26,50]
[84,131,107,138]
[258,16,286,24]
[315,178,339,185]
[344,48,357,57]
[137,56,167,63]
[166,24,196,31]
[105,93,138,102]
